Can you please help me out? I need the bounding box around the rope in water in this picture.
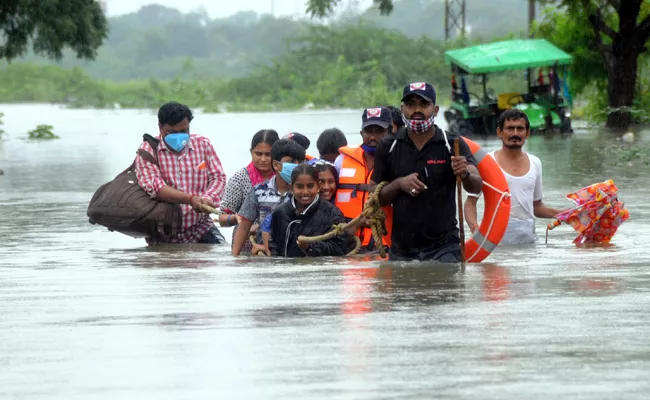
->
[297,181,389,258]
[249,234,268,256]
[201,181,509,261]
[346,236,362,256]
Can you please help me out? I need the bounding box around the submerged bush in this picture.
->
[27,125,59,140]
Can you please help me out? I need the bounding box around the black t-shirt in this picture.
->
[371,125,476,252]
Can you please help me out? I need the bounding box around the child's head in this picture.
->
[316,128,348,162]
[271,139,306,183]
[313,160,338,202]
[291,164,320,207]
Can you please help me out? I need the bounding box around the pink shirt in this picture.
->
[135,134,226,244]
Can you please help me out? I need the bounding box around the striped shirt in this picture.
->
[238,176,291,243]
[135,134,226,244]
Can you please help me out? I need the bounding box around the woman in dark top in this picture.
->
[270,164,347,257]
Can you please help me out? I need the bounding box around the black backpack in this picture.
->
[87,134,183,240]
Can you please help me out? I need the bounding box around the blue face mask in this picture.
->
[164,132,190,152]
[361,143,377,155]
[279,162,298,184]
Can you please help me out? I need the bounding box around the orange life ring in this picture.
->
[463,138,511,263]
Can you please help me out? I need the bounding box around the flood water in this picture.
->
[1,104,649,399]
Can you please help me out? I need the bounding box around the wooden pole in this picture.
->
[454,138,466,263]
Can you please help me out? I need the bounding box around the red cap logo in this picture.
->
[366,107,382,118]
[410,82,427,91]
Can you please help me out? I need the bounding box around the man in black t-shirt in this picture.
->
[372,82,483,262]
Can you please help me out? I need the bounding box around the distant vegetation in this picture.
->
[1,0,650,124]
[0,24,525,111]
[0,1,530,111]
[12,1,536,82]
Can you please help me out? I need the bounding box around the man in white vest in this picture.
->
[464,109,567,244]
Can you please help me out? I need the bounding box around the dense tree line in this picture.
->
[4,0,650,125]
[13,0,533,81]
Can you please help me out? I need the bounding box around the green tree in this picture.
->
[13,2,536,82]
[536,7,608,96]
[0,0,108,61]
[307,0,393,18]
[310,0,650,128]
[538,0,650,128]
[339,0,531,40]
[0,21,526,111]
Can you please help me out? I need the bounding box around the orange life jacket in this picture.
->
[334,146,392,247]
[305,154,315,161]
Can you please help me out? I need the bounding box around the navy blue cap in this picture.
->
[284,132,310,151]
[361,107,392,129]
[401,82,436,104]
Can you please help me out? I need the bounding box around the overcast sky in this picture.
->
[104,0,373,19]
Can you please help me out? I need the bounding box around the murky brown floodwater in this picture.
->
[1,104,649,399]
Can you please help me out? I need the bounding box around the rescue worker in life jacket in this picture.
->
[334,107,393,253]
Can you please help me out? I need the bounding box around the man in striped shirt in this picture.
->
[135,102,227,245]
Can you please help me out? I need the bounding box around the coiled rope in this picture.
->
[201,183,388,258]
[297,181,389,258]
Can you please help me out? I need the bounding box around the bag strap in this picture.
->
[136,134,161,166]
[137,149,157,166]
[137,133,176,195]
[143,133,160,150]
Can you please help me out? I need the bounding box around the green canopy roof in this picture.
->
[444,39,573,74]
